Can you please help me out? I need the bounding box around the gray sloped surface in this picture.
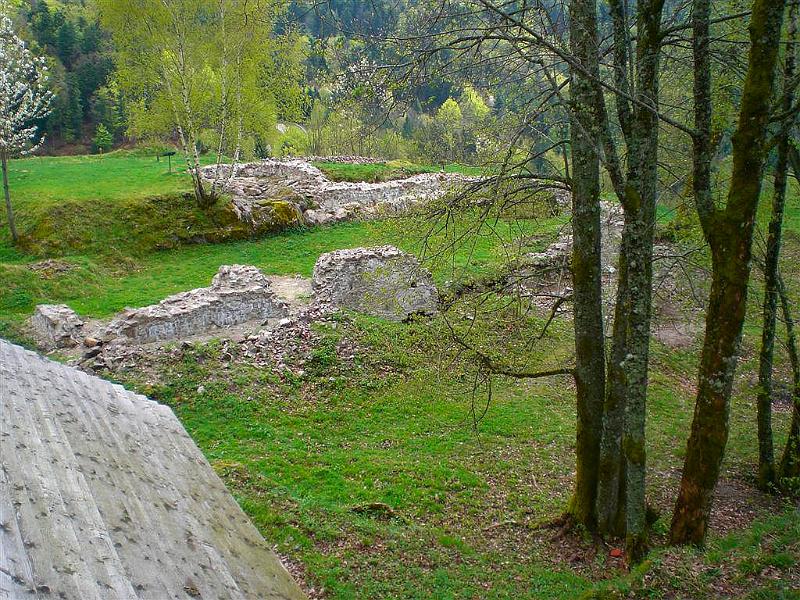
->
[0,340,306,600]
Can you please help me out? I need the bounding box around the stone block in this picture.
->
[104,265,289,343]
[312,246,438,321]
[30,304,84,349]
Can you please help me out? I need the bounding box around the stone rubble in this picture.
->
[60,248,441,374]
[102,265,289,344]
[524,201,625,272]
[200,159,475,228]
[82,302,346,380]
[30,304,85,349]
[505,201,623,312]
[312,246,439,321]
[512,201,700,346]
[304,155,384,164]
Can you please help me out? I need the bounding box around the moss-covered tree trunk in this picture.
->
[567,0,607,529]
[594,0,631,537]
[778,273,800,483]
[621,0,663,561]
[756,0,797,491]
[671,0,788,545]
[595,0,664,561]
[1,149,18,244]
[596,244,628,535]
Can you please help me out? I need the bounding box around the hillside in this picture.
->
[1,153,798,598]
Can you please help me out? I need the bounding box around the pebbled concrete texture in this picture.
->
[0,339,306,600]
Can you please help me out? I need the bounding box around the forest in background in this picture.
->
[6,0,503,165]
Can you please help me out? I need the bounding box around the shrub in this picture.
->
[92,124,114,154]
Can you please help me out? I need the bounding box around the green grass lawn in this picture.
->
[110,311,797,599]
[0,148,556,329]
[0,152,488,258]
[2,151,478,215]
[0,216,561,339]
[5,149,207,211]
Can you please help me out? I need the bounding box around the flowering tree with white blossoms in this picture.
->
[0,7,52,243]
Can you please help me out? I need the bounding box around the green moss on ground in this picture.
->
[15,193,262,257]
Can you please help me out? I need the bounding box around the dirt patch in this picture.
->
[268,275,313,309]
[27,259,75,278]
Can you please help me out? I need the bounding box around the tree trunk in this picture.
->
[1,150,18,244]
[756,0,796,491]
[671,0,788,546]
[566,0,607,530]
[596,1,665,561]
[596,251,628,535]
[620,0,663,562]
[778,273,800,484]
[595,0,633,538]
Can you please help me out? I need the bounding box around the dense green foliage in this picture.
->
[23,0,118,151]
[7,0,505,165]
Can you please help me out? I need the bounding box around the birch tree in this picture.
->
[98,0,291,209]
[0,8,52,244]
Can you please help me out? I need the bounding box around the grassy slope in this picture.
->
[113,314,797,599]
[5,150,202,211]
[0,150,239,258]
[0,152,515,330]
[0,153,482,258]
[0,217,557,335]
[123,318,595,599]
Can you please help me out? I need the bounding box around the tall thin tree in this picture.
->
[671,0,788,545]
[566,0,607,529]
[756,0,798,491]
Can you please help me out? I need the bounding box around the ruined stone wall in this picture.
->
[304,156,384,164]
[312,246,438,321]
[104,265,288,344]
[200,160,475,228]
[30,304,85,349]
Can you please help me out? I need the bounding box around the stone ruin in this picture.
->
[512,202,700,347]
[509,202,625,318]
[524,201,625,272]
[30,248,441,355]
[313,246,439,321]
[102,265,289,344]
[30,304,85,350]
[304,155,384,164]
[200,159,475,228]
